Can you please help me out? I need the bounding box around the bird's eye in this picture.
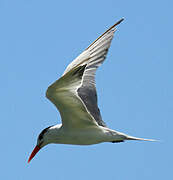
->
[38,133,43,141]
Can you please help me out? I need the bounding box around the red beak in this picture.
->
[28,145,41,163]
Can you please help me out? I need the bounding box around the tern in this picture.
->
[28,19,155,163]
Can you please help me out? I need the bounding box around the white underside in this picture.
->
[45,124,155,146]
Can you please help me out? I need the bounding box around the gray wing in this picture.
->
[46,64,99,129]
[63,19,124,127]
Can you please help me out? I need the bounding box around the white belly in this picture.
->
[56,126,113,145]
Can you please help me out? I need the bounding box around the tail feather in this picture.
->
[125,135,157,142]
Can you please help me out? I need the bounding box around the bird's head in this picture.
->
[28,126,52,163]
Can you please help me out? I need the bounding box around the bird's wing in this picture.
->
[46,19,123,129]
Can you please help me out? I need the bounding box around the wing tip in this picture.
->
[114,18,124,26]
[108,18,124,31]
[86,18,124,50]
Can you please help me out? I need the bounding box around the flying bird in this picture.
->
[28,19,154,163]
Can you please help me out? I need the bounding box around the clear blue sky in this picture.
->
[0,0,172,179]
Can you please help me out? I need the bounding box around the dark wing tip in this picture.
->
[104,18,124,33]
[86,18,124,50]
[114,18,124,26]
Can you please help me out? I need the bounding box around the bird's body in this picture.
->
[28,19,155,163]
[40,124,130,146]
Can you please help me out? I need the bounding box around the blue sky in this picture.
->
[0,0,172,179]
